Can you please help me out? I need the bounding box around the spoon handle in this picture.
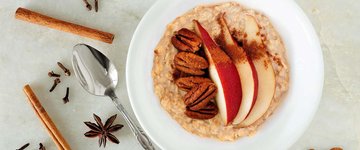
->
[108,92,155,150]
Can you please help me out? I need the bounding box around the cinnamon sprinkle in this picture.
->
[242,41,267,60]
[215,14,248,64]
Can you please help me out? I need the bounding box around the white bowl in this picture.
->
[126,0,324,149]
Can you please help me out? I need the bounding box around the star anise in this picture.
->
[84,114,124,147]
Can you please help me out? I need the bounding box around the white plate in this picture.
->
[126,0,323,149]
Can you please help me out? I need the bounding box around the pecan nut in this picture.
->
[175,76,212,91]
[185,102,218,120]
[183,83,217,111]
[172,69,189,80]
[174,52,208,75]
[171,28,202,53]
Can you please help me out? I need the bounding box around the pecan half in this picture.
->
[175,76,212,91]
[174,52,208,75]
[171,28,202,53]
[172,69,189,80]
[185,102,218,120]
[330,147,343,150]
[183,83,217,111]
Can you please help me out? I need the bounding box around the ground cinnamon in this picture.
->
[15,7,114,44]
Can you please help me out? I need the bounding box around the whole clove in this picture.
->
[48,71,60,77]
[82,0,92,11]
[62,87,70,104]
[95,0,99,12]
[39,143,46,150]
[49,78,61,92]
[16,143,30,150]
[57,62,71,76]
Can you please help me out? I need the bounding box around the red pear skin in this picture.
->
[194,20,242,124]
[218,14,259,125]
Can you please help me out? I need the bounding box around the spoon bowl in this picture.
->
[73,44,118,96]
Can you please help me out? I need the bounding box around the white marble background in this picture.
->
[0,0,358,149]
[292,0,360,149]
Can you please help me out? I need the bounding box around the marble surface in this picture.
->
[292,0,360,149]
[0,0,358,149]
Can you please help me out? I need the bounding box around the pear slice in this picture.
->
[194,20,242,124]
[239,15,276,127]
[218,14,259,125]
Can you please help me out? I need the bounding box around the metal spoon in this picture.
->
[72,44,154,150]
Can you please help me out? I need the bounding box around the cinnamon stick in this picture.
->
[15,7,114,44]
[23,84,71,150]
